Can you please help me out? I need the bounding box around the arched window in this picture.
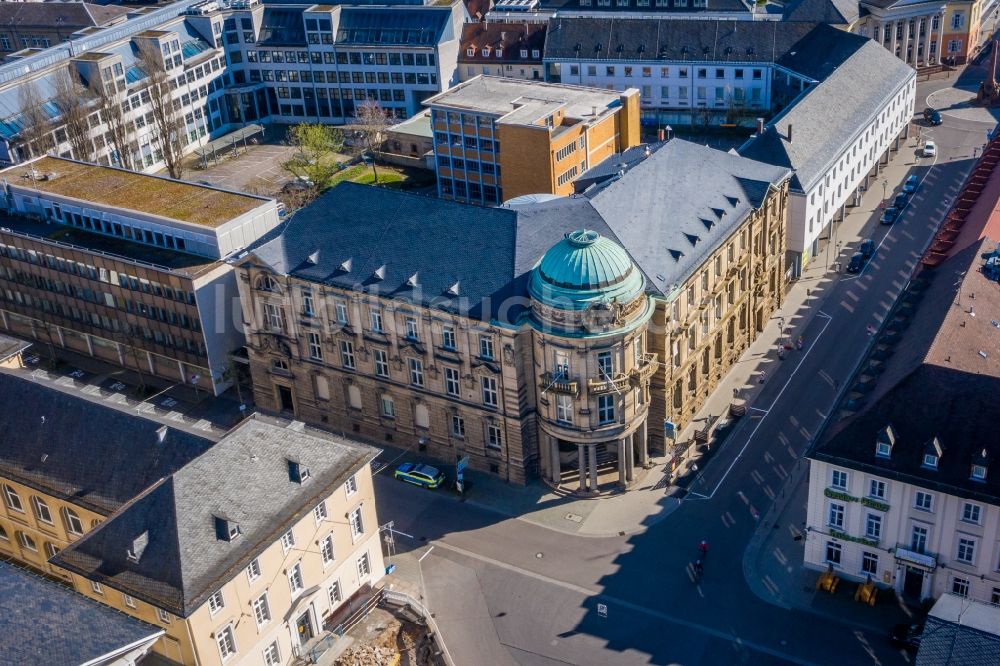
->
[62,507,84,535]
[256,274,279,292]
[90,519,102,529]
[16,531,37,552]
[31,496,53,524]
[44,542,60,559]
[0,524,8,541]
[2,485,23,513]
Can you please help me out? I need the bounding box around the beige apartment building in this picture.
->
[237,139,791,489]
[424,76,641,205]
[53,414,385,666]
[805,238,1000,604]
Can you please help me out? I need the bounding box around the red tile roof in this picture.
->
[459,22,547,64]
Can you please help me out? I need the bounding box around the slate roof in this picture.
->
[335,6,456,46]
[0,2,129,35]
[540,0,752,13]
[0,561,162,666]
[52,415,379,618]
[459,21,546,65]
[809,239,1000,505]
[0,373,214,515]
[740,36,914,192]
[250,139,788,322]
[917,594,1000,665]
[543,17,820,63]
[783,0,859,24]
[0,332,29,364]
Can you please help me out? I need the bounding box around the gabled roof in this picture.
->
[783,0,859,24]
[810,239,1000,504]
[741,36,914,192]
[0,3,129,34]
[52,415,378,618]
[459,22,546,64]
[0,561,163,666]
[0,373,214,515]
[540,0,752,13]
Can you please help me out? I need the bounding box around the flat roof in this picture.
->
[0,212,220,277]
[930,594,1000,635]
[388,110,433,139]
[0,561,163,666]
[2,157,268,228]
[0,332,30,363]
[424,76,627,125]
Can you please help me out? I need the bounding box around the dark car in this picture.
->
[923,107,942,125]
[847,252,866,273]
[860,238,876,258]
[890,623,924,651]
[893,192,910,209]
[881,206,900,224]
[903,174,919,193]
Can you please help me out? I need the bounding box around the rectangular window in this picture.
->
[911,525,928,553]
[264,303,284,332]
[381,395,395,418]
[308,332,323,360]
[357,552,371,578]
[865,513,882,540]
[862,551,878,575]
[328,581,343,607]
[479,334,495,359]
[556,394,573,424]
[409,358,424,386]
[303,291,314,316]
[825,541,842,566]
[247,558,261,582]
[320,534,335,564]
[957,537,976,564]
[831,469,848,489]
[208,590,225,615]
[481,377,498,407]
[334,301,348,324]
[157,608,171,624]
[288,562,304,596]
[451,414,465,438]
[263,641,280,666]
[597,351,613,378]
[598,394,615,424]
[869,479,886,499]
[404,316,419,340]
[487,424,502,450]
[313,501,328,524]
[370,309,383,332]
[442,325,456,350]
[349,507,364,539]
[123,593,137,608]
[216,625,237,660]
[340,341,355,369]
[828,502,845,529]
[952,577,970,597]
[253,592,271,626]
[445,367,460,396]
[915,491,933,512]
[962,502,982,524]
[374,349,389,377]
[280,530,295,552]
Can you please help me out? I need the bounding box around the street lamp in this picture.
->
[881,179,888,208]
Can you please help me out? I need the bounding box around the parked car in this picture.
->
[847,252,867,273]
[893,192,910,208]
[923,107,942,125]
[860,238,876,258]
[903,174,919,193]
[923,140,937,157]
[394,463,446,489]
[889,623,924,651]
[881,206,900,224]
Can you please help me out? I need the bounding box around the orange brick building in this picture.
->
[424,76,641,205]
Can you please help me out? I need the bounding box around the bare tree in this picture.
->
[136,42,185,178]
[53,67,95,162]
[17,80,55,160]
[354,99,392,184]
[89,75,135,171]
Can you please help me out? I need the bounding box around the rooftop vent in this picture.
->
[339,258,353,272]
[214,516,241,542]
[683,233,701,247]
[726,196,740,208]
[373,265,386,281]
[699,217,714,231]
[447,281,460,296]
[287,458,310,484]
[711,208,727,220]
[406,272,419,287]
[306,250,320,265]
[668,249,684,261]
[127,530,149,562]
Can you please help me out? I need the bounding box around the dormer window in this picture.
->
[496,48,502,57]
[482,47,490,57]
[256,275,279,292]
[288,459,310,484]
[127,531,149,562]
[972,464,987,480]
[971,448,990,481]
[467,47,475,56]
[922,436,943,470]
[520,49,528,58]
[532,49,540,58]
[875,424,896,458]
[214,516,241,542]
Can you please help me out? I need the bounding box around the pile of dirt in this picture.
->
[334,617,438,666]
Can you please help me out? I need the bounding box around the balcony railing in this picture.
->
[588,373,630,395]
[539,372,579,396]
[588,353,659,394]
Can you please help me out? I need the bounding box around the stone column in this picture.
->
[617,438,627,488]
[589,446,599,492]
[936,14,945,65]
[577,443,587,492]
[550,436,561,484]
[639,420,649,466]
[626,433,635,483]
[891,20,898,57]
[905,18,913,64]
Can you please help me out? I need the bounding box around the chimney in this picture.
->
[592,105,598,116]
[787,123,793,143]
[756,117,764,134]
[658,128,665,141]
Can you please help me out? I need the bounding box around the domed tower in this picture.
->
[529,230,657,493]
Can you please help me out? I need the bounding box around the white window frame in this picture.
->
[915,491,934,512]
[598,394,615,424]
[349,506,364,540]
[479,334,495,359]
[31,496,53,524]
[89,580,102,594]
[334,300,348,324]
[123,593,137,608]
[869,479,886,499]
[865,513,882,540]
[246,557,262,583]
[288,561,305,597]
[373,348,389,377]
[262,641,281,666]
[370,308,384,332]
[862,551,878,575]
[3,485,23,512]
[442,325,456,350]
[831,469,848,490]
[825,541,842,566]
[481,377,498,407]
[346,474,358,496]
[313,500,328,524]
[445,367,460,396]
[302,291,314,316]
[556,394,573,424]
[157,608,171,624]
[264,303,284,332]
[208,589,225,615]
[828,502,845,529]
[487,424,502,450]
[451,414,465,438]
[321,534,335,565]
[307,332,323,360]
[340,340,355,369]
[962,502,982,524]
[252,592,272,627]
[216,624,238,661]
[957,536,977,565]
[409,358,424,387]
[328,580,342,607]
[357,551,371,579]
[17,531,36,552]
[280,529,295,553]
[381,395,395,418]
[404,316,419,340]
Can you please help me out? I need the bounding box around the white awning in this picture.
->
[895,547,936,570]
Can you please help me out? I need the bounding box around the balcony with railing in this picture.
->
[539,372,579,396]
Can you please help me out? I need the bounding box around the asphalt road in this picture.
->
[373,71,997,666]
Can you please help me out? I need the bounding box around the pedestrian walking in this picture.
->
[796,335,804,351]
[758,371,766,384]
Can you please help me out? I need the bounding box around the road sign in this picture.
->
[664,420,676,440]
[597,603,608,618]
[457,455,470,472]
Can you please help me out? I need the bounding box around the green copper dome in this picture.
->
[529,230,646,311]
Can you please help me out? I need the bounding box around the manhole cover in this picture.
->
[564,513,583,523]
